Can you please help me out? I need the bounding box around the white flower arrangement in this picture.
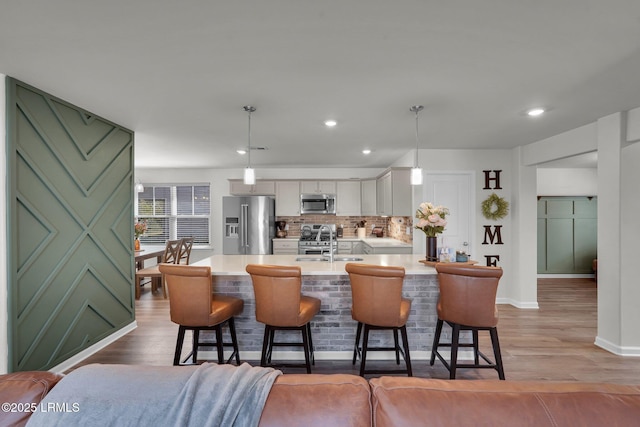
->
[415,202,449,238]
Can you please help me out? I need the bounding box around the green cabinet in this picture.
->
[537,197,597,274]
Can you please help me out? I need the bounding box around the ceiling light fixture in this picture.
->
[236,149,247,155]
[243,105,256,185]
[527,108,545,117]
[362,149,372,155]
[410,105,424,185]
[324,119,337,127]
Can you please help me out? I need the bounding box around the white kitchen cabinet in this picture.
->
[376,168,411,216]
[360,179,377,216]
[352,241,363,254]
[336,181,361,216]
[337,241,353,254]
[275,181,301,216]
[229,180,276,195]
[361,242,373,255]
[272,239,299,255]
[300,181,336,194]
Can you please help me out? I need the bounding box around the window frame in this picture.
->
[135,183,211,248]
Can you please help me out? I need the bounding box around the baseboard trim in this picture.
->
[595,336,640,357]
[497,297,539,309]
[50,321,138,373]
[537,274,595,279]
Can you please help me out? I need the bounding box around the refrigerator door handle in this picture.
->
[241,204,249,249]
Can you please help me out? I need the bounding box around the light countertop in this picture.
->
[192,254,434,276]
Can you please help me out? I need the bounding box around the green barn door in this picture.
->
[537,196,597,274]
[6,78,135,371]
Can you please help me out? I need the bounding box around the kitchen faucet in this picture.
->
[318,225,334,263]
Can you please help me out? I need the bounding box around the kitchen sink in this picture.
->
[294,256,364,262]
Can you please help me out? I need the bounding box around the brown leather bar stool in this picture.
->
[135,239,181,299]
[245,264,321,373]
[159,264,243,366]
[345,263,412,377]
[430,263,505,380]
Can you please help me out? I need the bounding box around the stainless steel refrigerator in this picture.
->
[223,196,275,254]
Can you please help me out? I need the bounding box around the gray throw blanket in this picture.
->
[27,363,282,427]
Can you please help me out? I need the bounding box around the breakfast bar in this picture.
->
[192,254,439,360]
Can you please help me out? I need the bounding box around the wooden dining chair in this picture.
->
[134,239,181,299]
[176,237,194,265]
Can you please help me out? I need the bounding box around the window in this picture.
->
[137,184,210,246]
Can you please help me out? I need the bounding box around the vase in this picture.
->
[426,236,438,262]
[134,238,141,251]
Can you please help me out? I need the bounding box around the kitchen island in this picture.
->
[192,254,439,361]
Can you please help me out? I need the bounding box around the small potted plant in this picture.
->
[134,220,147,250]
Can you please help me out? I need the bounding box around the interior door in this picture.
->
[421,172,474,257]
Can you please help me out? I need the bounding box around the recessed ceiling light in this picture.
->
[527,108,545,117]
[362,149,372,155]
[236,149,247,155]
[324,120,337,127]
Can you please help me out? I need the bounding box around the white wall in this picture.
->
[1,75,7,373]
[395,149,522,304]
[522,123,597,166]
[537,168,597,196]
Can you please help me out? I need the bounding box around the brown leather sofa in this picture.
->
[3,369,640,426]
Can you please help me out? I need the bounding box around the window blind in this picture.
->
[137,184,210,245]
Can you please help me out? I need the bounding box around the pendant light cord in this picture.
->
[243,105,256,168]
[414,109,419,167]
[247,109,252,168]
[411,105,424,168]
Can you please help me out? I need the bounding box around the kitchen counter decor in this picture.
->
[415,202,449,262]
[134,220,147,250]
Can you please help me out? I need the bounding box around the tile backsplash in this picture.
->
[276,215,413,243]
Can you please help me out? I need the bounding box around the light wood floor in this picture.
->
[72,278,640,384]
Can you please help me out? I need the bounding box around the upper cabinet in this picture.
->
[300,180,336,194]
[336,180,361,216]
[275,181,301,216]
[360,179,377,216]
[376,168,411,216]
[229,180,276,195]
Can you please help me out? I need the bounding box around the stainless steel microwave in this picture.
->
[300,193,336,215]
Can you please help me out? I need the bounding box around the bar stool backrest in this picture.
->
[246,264,302,327]
[435,264,503,327]
[346,263,406,327]
[159,264,213,327]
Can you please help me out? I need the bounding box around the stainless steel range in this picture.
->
[298,224,337,255]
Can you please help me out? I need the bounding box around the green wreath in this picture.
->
[481,193,509,220]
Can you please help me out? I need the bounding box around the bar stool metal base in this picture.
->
[260,323,315,373]
[430,318,505,380]
[174,317,241,366]
[352,322,413,377]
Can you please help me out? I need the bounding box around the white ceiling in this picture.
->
[2,1,639,170]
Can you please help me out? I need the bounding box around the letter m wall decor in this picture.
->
[6,78,135,371]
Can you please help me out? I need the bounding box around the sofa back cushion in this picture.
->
[0,371,63,427]
[370,377,640,427]
[259,374,371,427]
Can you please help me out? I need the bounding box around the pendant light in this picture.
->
[410,105,424,185]
[243,105,256,185]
